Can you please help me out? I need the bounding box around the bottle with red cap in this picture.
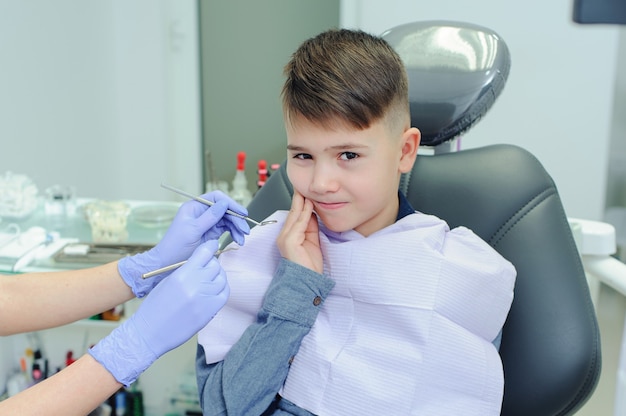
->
[257,160,268,190]
[230,151,252,206]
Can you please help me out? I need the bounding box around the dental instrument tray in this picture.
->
[53,242,153,265]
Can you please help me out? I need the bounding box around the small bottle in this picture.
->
[230,151,252,206]
[257,159,268,190]
[32,349,45,382]
[66,350,76,367]
[270,163,281,176]
[115,388,127,416]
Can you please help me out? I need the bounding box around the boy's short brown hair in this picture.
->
[282,28,409,133]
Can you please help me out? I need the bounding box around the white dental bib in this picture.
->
[198,210,516,416]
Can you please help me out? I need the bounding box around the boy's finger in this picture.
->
[279,196,311,246]
[282,191,305,231]
[291,195,313,228]
[300,198,314,223]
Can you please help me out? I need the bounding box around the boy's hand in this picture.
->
[277,191,323,274]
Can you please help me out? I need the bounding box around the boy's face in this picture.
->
[286,117,419,237]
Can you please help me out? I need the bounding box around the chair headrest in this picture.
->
[382,21,511,147]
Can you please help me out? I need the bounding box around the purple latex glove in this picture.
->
[89,241,229,386]
[119,191,249,297]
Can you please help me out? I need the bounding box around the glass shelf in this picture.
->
[0,198,178,274]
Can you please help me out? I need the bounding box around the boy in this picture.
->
[196,28,516,415]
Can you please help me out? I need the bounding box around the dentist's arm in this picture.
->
[0,262,133,336]
[0,242,228,416]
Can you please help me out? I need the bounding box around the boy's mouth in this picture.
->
[314,201,347,211]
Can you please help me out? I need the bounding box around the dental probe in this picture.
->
[160,183,277,227]
[141,248,235,279]
[142,261,186,279]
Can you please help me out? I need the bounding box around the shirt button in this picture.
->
[313,296,322,306]
[288,356,294,365]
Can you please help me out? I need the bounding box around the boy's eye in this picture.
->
[293,153,312,160]
[339,152,358,161]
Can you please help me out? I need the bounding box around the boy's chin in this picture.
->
[316,215,354,234]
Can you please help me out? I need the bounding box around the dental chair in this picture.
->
[245,21,601,415]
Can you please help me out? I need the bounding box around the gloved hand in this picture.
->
[89,240,229,386]
[119,191,249,297]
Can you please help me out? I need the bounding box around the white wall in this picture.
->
[606,30,626,208]
[341,0,620,221]
[1,0,618,217]
[0,0,202,201]
[0,1,202,412]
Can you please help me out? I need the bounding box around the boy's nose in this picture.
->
[309,165,339,194]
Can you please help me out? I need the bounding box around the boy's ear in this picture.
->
[399,127,421,173]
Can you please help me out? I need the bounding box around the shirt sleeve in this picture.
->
[196,258,335,416]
